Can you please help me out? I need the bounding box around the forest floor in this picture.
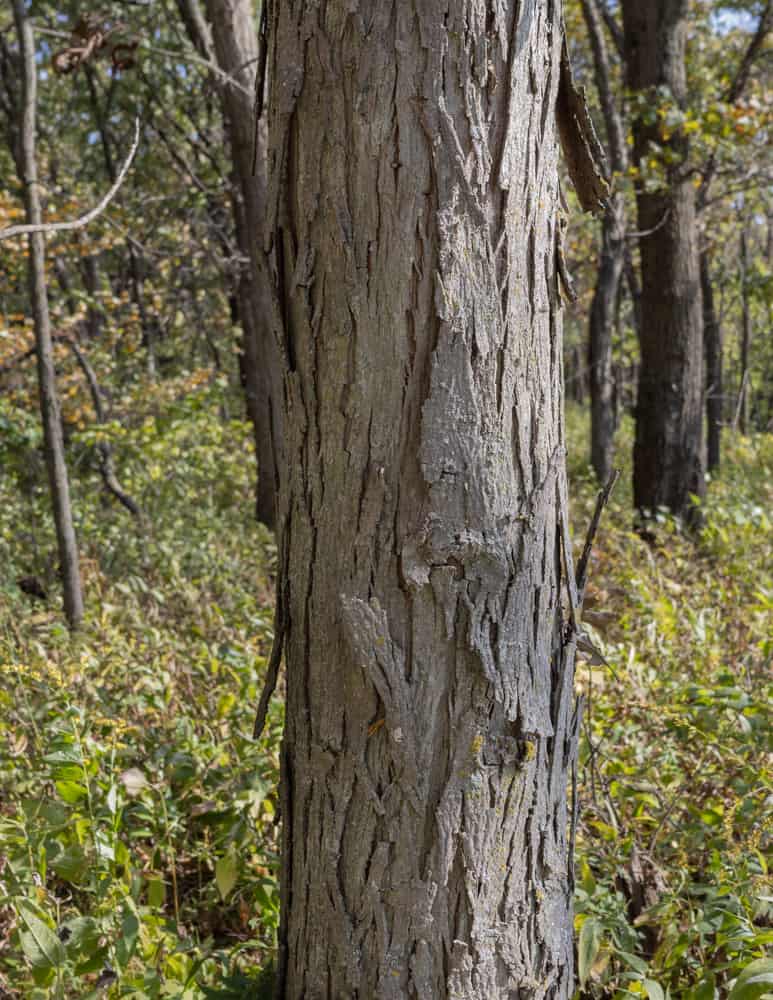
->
[0,386,770,999]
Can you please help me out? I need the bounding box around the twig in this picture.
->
[625,208,671,241]
[0,117,140,241]
[577,469,620,599]
[253,527,288,741]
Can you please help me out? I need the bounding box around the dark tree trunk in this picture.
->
[622,0,705,519]
[178,0,281,530]
[580,0,629,484]
[11,0,83,629]
[739,228,752,434]
[701,250,722,471]
[266,1,583,996]
[588,210,624,483]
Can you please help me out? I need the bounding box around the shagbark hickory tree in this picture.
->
[259,0,598,996]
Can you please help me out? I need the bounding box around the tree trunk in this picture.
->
[178,0,282,530]
[739,228,752,434]
[588,209,624,483]
[11,0,83,629]
[622,0,705,519]
[580,0,629,484]
[701,250,722,471]
[267,2,580,995]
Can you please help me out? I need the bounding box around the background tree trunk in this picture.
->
[267,1,579,995]
[179,0,281,529]
[622,0,705,519]
[739,227,752,434]
[581,0,628,484]
[11,0,83,628]
[701,250,722,471]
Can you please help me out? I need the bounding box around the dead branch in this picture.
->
[0,117,140,241]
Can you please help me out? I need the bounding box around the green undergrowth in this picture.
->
[0,391,770,998]
[0,383,280,998]
[566,405,772,999]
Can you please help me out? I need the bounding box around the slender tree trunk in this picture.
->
[580,0,628,484]
[178,0,281,529]
[588,209,623,483]
[739,228,752,434]
[267,2,581,995]
[11,0,83,628]
[622,0,705,519]
[701,250,722,471]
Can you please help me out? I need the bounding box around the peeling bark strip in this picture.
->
[556,39,609,216]
[266,2,579,996]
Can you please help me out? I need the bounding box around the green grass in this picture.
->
[0,392,770,998]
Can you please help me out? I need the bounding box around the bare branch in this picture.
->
[0,117,140,241]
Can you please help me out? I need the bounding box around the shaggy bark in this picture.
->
[622,0,705,518]
[266,1,582,995]
[11,0,83,628]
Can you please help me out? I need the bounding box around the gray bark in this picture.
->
[622,0,705,519]
[266,1,580,996]
[11,0,84,629]
[179,0,282,529]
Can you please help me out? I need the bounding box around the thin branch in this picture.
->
[626,207,671,241]
[599,0,624,61]
[577,469,620,599]
[699,1,772,210]
[0,117,140,241]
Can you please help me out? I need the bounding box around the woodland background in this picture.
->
[0,0,771,997]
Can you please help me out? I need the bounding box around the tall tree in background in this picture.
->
[177,0,280,529]
[622,0,705,519]
[260,0,600,994]
[9,0,83,628]
[580,0,629,483]
[698,2,771,469]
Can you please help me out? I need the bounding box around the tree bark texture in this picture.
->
[180,0,282,529]
[266,1,579,996]
[12,0,84,629]
[700,250,722,471]
[622,0,705,518]
[580,0,627,485]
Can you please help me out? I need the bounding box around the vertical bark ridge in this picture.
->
[267,1,576,995]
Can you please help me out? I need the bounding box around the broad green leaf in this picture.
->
[116,903,140,969]
[17,900,66,970]
[55,780,87,804]
[578,917,602,987]
[643,979,665,1000]
[148,877,166,909]
[216,852,238,901]
[51,844,88,884]
[729,959,773,1000]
